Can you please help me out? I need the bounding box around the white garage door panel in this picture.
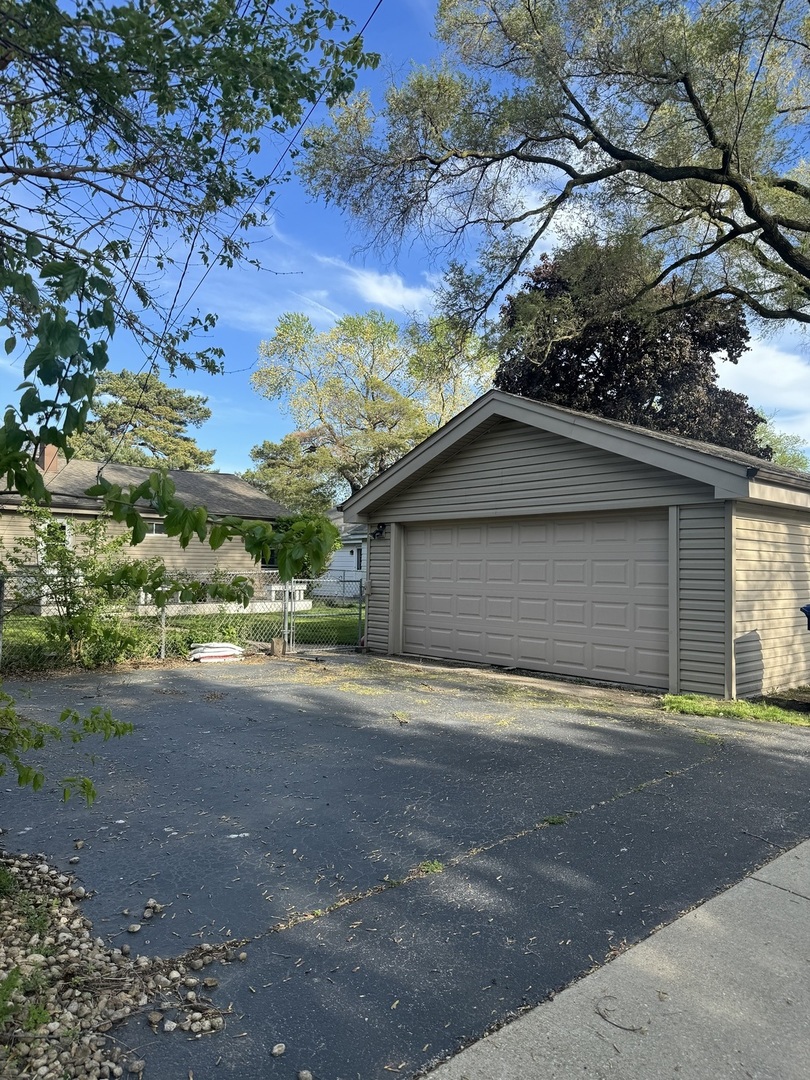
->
[402,512,669,688]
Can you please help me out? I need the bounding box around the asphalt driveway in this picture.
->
[2,654,809,1078]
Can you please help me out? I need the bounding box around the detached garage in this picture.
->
[345,391,810,698]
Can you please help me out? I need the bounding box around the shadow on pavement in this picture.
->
[1,656,808,1078]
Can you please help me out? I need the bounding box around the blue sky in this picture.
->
[4,0,810,473]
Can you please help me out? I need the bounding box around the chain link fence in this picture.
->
[0,571,366,674]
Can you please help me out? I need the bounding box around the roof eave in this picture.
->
[344,390,754,519]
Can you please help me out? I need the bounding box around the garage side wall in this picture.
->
[677,503,729,697]
[366,529,391,652]
[734,504,810,696]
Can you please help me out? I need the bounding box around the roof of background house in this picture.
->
[2,458,286,519]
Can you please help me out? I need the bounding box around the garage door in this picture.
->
[402,512,669,688]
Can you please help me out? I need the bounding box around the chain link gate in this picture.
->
[283,575,365,654]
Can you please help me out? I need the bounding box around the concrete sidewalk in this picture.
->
[427,840,810,1080]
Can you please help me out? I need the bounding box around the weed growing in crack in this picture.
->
[416,860,444,875]
[693,730,724,746]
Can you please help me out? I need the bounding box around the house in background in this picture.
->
[344,390,810,699]
[314,509,368,600]
[0,448,287,578]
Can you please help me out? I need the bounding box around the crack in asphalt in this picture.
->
[241,743,727,947]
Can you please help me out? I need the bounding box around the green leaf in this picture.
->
[4,336,16,355]
[23,342,53,378]
[209,524,228,550]
[56,323,83,358]
[130,516,147,545]
[18,387,41,418]
[193,506,208,542]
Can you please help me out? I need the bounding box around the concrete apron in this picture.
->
[427,839,810,1080]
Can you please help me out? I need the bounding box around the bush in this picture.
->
[0,504,152,667]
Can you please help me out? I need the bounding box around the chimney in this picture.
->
[37,444,61,474]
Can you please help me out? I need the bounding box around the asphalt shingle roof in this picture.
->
[15,459,286,519]
[533,397,810,484]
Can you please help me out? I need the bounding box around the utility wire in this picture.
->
[93,0,386,476]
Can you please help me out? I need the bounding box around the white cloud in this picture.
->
[316,256,435,314]
[288,290,343,326]
[716,336,810,438]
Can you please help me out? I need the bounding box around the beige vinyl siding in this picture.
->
[678,503,729,697]
[0,512,38,606]
[376,419,713,522]
[105,520,258,574]
[734,504,810,696]
[366,530,390,652]
[0,510,35,550]
[0,509,259,576]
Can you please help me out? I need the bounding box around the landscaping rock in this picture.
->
[0,850,234,1079]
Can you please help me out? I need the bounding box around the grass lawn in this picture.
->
[663,693,810,728]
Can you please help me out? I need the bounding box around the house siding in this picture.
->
[734,503,810,696]
[107,521,258,575]
[0,508,259,576]
[0,511,34,550]
[366,530,390,652]
[374,419,714,521]
[677,503,729,697]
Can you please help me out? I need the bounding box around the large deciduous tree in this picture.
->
[0,0,373,507]
[302,0,810,325]
[242,433,338,515]
[0,0,365,800]
[494,244,768,456]
[251,310,494,498]
[71,369,215,470]
[755,418,809,471]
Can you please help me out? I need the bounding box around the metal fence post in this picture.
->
[159,605,166,661]
[289,579,297,651]
[0,577,5,671]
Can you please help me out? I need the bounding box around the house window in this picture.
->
[261,550,278,570]
[356,546,363,571]
[38,517,71,563]
[146,522,166,535]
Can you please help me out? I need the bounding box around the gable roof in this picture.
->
[2,459,286,519]
[344,390,810,519]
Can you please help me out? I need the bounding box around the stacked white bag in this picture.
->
[189,642,244,663]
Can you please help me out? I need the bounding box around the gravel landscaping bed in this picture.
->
[0,849,236,1079]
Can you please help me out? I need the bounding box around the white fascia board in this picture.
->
[343,390,753,519]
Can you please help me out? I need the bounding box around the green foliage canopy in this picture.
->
[251,310,495,497]
[494,243,767,456]
[302,0,810,324]
[0,0,375,512]
[242,433,339,515]
[71,369,215,470]
[755,418,810,471]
